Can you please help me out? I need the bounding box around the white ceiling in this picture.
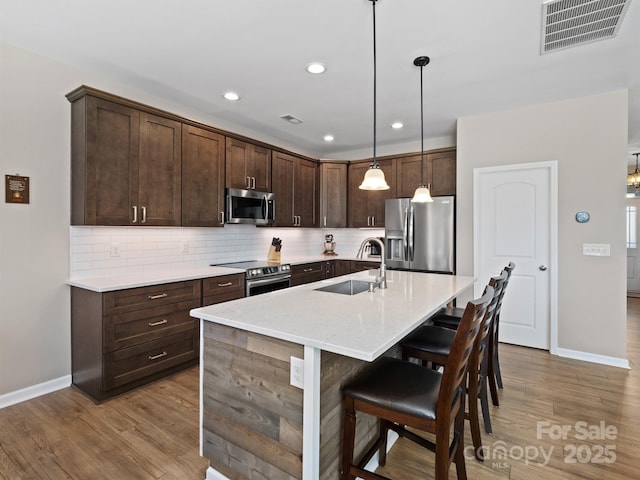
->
[1,0,639,164]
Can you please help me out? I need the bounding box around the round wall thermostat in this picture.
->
[575,212,590,223]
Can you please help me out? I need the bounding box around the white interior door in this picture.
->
[474,162,557,350]
[626,198,640,295]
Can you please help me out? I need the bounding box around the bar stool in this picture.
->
[340,287,494,480]
[432,262,515,406]
[400,271,506,461]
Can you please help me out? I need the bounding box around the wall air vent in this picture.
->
[280,114,303,124]
[541,0,632,54]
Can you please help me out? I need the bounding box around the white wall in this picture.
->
[457,90,628,361]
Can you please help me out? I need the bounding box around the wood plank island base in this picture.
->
[191,270,475,480]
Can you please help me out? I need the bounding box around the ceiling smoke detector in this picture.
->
[280,114,303,124]
[541,0,632,54]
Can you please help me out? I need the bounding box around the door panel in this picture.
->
[474,163,553,350]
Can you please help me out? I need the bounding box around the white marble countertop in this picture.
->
[191,270,475,362]
[66,256,381,292]
[67,265,246,292]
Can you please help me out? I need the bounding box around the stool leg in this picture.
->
[341,396,357,480]
[467,371,484,461]
[479,374,493,435]
[453,393,468,480]
[378,419,390,466]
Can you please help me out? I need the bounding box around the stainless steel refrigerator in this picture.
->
[385,196,455,274]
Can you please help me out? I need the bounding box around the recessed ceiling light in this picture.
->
[391,122,404,129]
[323,135,334,142]
[306,63,326,74]
[223,91,240,101]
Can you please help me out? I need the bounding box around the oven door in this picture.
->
[246,275,291,297]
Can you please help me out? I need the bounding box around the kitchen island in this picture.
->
[190,269,475,480]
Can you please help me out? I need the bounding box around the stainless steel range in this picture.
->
[213,260,291,297]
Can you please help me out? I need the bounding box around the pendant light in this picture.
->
[411,56,434,203]
[359,0,390,191]
[628,153,640,188]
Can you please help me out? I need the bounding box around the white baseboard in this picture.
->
[555,348,630,369]
[0,375,71,409]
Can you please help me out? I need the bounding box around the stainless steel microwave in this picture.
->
[225,188,275,225]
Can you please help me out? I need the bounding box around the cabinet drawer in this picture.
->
[103,329,198,391]
[202,274,244,305]
[291,262,324,286]
[103,280,201,316]
[350,261,380,273]
[103,299,200,352]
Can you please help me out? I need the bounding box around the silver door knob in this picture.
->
[539,265,547,271]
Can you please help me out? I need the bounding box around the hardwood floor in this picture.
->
[1,299,639,479]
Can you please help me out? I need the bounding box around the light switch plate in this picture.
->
[583,243,610,256]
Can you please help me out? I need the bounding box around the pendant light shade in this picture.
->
[359,0,390,191]
[412,184,433,203]
[411,55,434,203]
[359,165,389,190]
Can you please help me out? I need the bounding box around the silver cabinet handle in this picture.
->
[132,205,138,223]
[148,293,168,300]
[539,265,548,271]
[252,177,256,189]
[303,268,313,272]
[217,281,233,287]
[246,176,251,189]
[141,205,147,224]
[323,216,327,227]
[371,216,375,227]
[148,319,168,327]
[148,351,168,361]
[219,211,225,224]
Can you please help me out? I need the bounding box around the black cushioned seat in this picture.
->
[401,326,455,358]
[343,356,443,421]
[432,306,465,329]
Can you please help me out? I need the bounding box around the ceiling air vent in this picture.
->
[541,0,632,54]
[280,114,303,124]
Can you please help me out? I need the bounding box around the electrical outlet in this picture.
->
[180,240,189,253]
[290,356,304,389]
[110,243,120,257]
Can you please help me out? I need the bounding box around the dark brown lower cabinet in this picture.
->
[71,275,244,403]
[291,262,324,286]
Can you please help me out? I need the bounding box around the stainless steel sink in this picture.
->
[314,279,377,295]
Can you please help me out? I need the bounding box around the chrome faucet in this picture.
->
[356,237,387,289]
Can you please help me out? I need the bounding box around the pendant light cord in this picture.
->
[420,62,424,186]
[372,0,378,167]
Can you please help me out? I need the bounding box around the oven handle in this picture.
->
[246,275,291,288]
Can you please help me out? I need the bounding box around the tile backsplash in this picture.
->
[70,225,384,278]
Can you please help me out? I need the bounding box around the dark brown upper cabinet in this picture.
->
[182,125,226,227]
[319,162,347,228]
[68,89,181,226]
[347,159,396,228]
[272,151,317,227]
[225,137,271,192]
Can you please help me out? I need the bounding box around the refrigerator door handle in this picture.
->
[408,204,415,261]
[403,206,409,260]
